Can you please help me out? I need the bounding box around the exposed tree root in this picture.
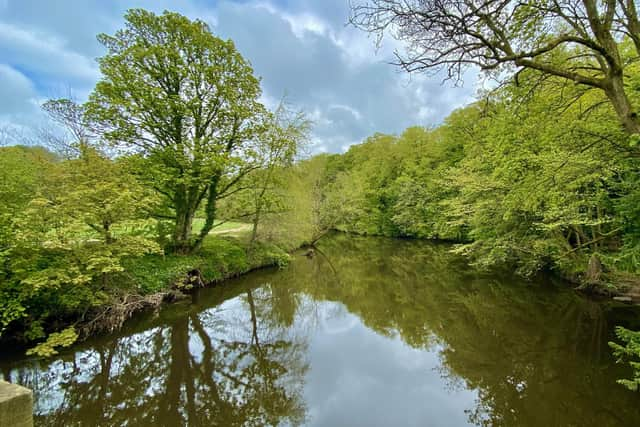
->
[78,291,187,339]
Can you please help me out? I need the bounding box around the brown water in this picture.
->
[2,234,640,426]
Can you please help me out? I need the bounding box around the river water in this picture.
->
[2,234,640,426]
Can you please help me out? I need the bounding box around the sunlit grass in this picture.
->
[192,218,252,236]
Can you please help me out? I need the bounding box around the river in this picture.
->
[2,234,640,426]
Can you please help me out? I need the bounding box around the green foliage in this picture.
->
[124,236,289,294]
[259,154,353,248]
[609,326,640,391]
[0,144,160,346]
[247,241,291,269]
[273,69,639,285]
[219,101,310,243]
[26,327,78,357]
[85,9,268,253]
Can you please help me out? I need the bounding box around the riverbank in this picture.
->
[80,235,291,339]
[335,227,640,304]
[1,234,291,356]
[8,229,638,357]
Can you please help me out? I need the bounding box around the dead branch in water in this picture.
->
[78,292,171,339]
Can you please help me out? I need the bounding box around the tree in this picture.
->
[248,103,309,243]
[258,154,350,248]
[41,97,94,158]
[350,0,640,134]
[221,101,310,243]
[54,146,159,245]
[86,9,267,253]
[609,326,640,391]
[1,146,161,348]
[0,145,59,336]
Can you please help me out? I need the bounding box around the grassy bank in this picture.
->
[122,235,290,295]
[74,232,291,346]
[2,223,291,356]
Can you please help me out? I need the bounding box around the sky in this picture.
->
[0,0,479,153]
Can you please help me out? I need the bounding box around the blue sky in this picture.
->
[0,0,478,152]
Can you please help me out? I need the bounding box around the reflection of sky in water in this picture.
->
[304,307,476,427]
[198,294,478,426]
[4,292,478,426]
[3,234,640,427]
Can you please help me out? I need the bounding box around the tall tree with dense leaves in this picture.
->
[350,0,640,134]
[86,9,266,253]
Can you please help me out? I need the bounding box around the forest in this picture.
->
[1,3,640,393]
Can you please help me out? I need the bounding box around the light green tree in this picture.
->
[86,9,267,253]
[2,146,161,352]
[220,101,310,243]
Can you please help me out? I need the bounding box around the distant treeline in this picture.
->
[272,64,640,287]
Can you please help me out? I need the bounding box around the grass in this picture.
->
[73,218,270,295]
[192,219,252,236]
[121,234,289,294]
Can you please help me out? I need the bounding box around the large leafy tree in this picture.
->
[86,9,266,253]
[350,0,640,135]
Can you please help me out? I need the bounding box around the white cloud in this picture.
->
[0,21,100,82]
[0,64,37,115]
[0,0,480,152]
[329,104,363,121]
[254,2,329,40]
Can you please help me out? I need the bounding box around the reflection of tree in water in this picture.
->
[3,234,640,426]
[3,284,309,426]
[299,234,640,427]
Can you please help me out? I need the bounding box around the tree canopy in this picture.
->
[86,9,268,253]
[350,0,640,134]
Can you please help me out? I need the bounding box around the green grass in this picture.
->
[192,219,252,235]
[108,219,251,242]
[121,234,289,294]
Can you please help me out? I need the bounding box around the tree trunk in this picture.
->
[192,175,220,252]
[585,254,603,284]
[172,181,193,253]
[103,221,113,244]
[604,74,640,135]
[173,206,195,254]
[250,207,261,244]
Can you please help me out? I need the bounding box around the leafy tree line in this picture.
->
[0,10,307,354]
[279,65,639,284]
[344,0,640,390]
[256,42,640,388]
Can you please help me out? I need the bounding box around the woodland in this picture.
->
[1,3,640,390]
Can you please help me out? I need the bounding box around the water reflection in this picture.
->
[2,234,640,426]
[5,285,309,426]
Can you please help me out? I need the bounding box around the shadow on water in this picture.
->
[2,233,640,426]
